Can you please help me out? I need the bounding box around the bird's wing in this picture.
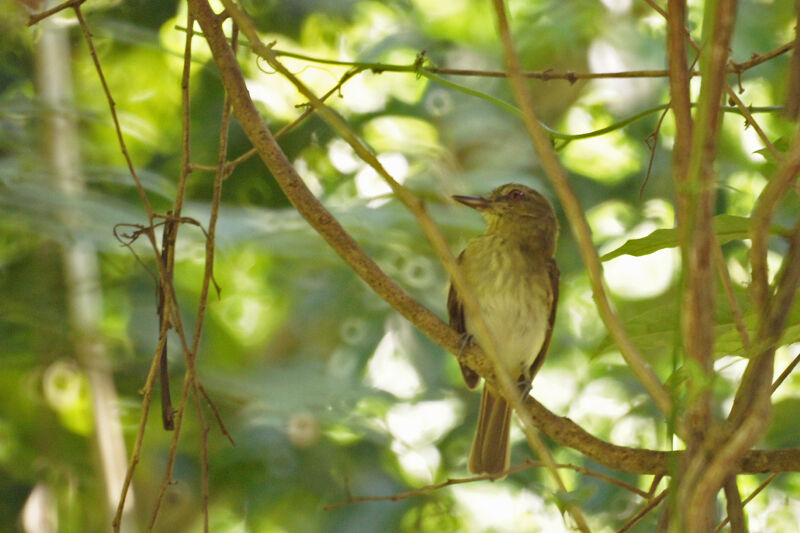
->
[448,252,481,389]
[528,258,559,382]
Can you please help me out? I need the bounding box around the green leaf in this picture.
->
[596,282,800,361]
[599,215,786,262]
[766,398,800,448]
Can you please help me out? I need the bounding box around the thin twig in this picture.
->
[713,473,779,533]
[146,278,212,531]
[175,12,214,533]
[646,474,664,498]
[174,24,794,81]
[191,67,362,175]
[731,41,795,73]
[195,21,239,533]
[72,5,156,226]
[325,459,648,511]
[112,327,167,531]
[27,0,86,26]
[771,350,800,393]
[617,489,668,533]
[725,85,781,162]
[640,105,671,199]
[712,232,751,352]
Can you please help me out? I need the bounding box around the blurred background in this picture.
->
[2,0,800,531]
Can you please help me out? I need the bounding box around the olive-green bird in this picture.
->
[448,183,559,475]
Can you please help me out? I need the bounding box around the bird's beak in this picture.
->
[452,194,491,211]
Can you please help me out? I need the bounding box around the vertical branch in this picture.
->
[784,1,800,119]
[664,0,738,530]
[713,234,750,352]
[722,477,747,533]
[666,0,693,196]
[192,21,239,533]
[681,0,737,437]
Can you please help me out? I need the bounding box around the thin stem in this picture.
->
[713,473,778,533]
[617,489,669,533]
[325,459,648,510]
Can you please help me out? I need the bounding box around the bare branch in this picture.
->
[713,473,778,532]
[723,477,747,533]
[325,459,649,511]
[617,489,668,533]
[27,0,85,26]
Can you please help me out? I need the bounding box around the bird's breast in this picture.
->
[461,236,553,378]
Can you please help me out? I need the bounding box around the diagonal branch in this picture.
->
[185,0,470,366]
[491,0,673,420]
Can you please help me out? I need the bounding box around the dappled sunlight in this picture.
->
[588,39,654,109]
[390,442,441,485]
[386,400,461,447]
[727,171,768,216]
[562,276,607,347]
[43,361,93,435]
[569,376,632,435]
[362,116,440,155]
[715,355,748,414]
[586,199,633,241]
[328,138,361,174]
[610,415,660,449]
[451,483,569,533]
[9,0,800,530]
[213,285,278,348]
[531,368,580,413]
[365,330,423,399]
[603,247,678,300]
[561,107,641,184]
[750,490,800,532]
[354,152,409,206]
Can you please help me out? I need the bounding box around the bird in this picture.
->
[448,183,559,475]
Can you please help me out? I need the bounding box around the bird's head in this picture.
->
[452,183,557,239]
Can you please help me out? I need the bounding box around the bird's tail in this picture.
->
[468,386,511,475]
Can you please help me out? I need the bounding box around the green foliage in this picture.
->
[599,214,788,261]
[2,0,799,531]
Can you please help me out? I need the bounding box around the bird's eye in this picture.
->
[508,189,525,201]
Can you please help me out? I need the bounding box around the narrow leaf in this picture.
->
[600,215,786,261]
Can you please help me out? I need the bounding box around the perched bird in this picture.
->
[448,183,559,475]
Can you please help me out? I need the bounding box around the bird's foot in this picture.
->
[516,375,532,399]
[457,333,474,357]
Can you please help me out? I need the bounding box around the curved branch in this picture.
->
[522,395,800,476]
